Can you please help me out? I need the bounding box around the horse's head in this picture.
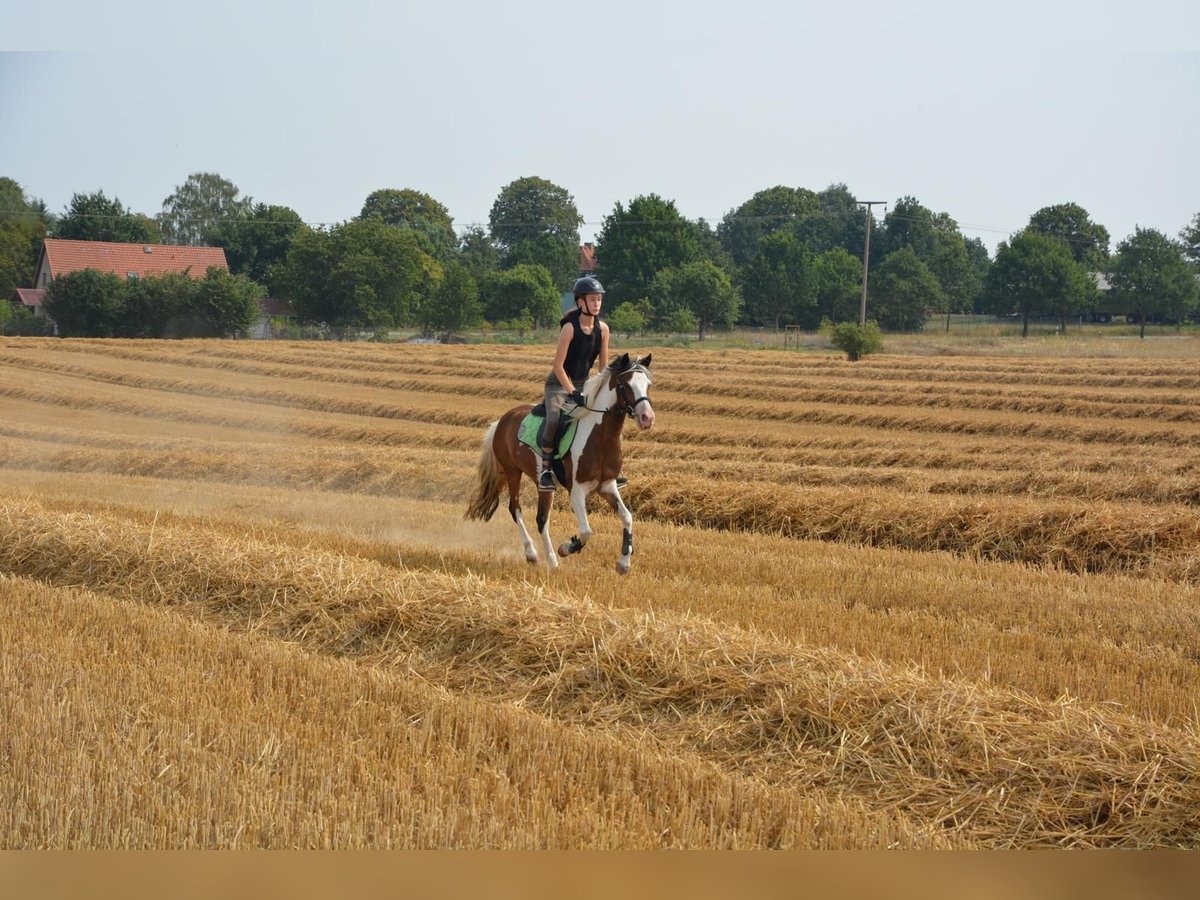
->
[611,353,656,431]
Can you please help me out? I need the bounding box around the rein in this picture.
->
[567,367,651,419]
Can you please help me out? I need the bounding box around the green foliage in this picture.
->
[825,319,883,361]
[1179,212,1200,270]
[159,172,251,247]
[606,302,647,338]
[0,178,49,298]
[479,264,560,329]
[457,225,500,284]
[489,177,582,289]
[52,190,159,244]
[650,259,740,340]
[870,246,943,331]
[206,203,305,284]
[717,185,820,268]
[360,188,456,262]
[595,194,704,308]
[739,229,816,328]
[982,230,1093,336]
[420,261,480,340]
[189,267,264,338]
[43,267,262,338]
[44,269,127,336]
[1027,203,1110,268]
[664,307,698,335]
[812,247,863,324]
[273,219,442,330]
[1107,227,1198,336]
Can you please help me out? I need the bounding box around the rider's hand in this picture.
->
[567,390,586,407]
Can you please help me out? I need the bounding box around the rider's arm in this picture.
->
[597,321,610,372]
[551,324,575,391]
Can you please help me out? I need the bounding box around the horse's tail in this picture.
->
[464,419,502,521]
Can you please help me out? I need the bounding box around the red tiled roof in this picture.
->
[579,242,597,272]
[13,288,46,308]
[42,239,228,281]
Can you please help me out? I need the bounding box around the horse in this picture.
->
[465,353,656,574]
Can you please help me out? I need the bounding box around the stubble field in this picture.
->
[2,335,1199,848]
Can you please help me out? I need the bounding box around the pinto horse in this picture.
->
[465,353,655,574]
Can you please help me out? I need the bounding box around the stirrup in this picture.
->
[539,455,555,491]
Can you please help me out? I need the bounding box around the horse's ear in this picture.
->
[617,352,631,371]
[637,353,652,369]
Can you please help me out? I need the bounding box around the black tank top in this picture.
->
[560,310,600,383]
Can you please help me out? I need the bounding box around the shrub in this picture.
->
[826,320,883,361]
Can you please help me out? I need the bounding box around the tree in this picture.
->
[650,259,740,341]
[43,269,127,337]
[1179,212,1200,270]
[360,188,456,262]
[717,185,820,268]
[812,247,864,324]
[738,229,816,328]
[595,194,704,308]
[120,271,194,338]
[206,203,305,284]
[159,172,251,246]
[1027,203,1110,269]
[420,261,480,341]
[1107,227,1198,338]
[479,263,560,329]
[457,225,501,284]
[870,246,943,332]
[926,229,977,329]
[52,190,159,244]
[982,230,1091,337]
[606,302,647,338]
[964,237,992,313]
[187,267,264,338]
[0,178,49,298]
[877,196,938,261]
[488,177,582,288]
[273,218,441,330]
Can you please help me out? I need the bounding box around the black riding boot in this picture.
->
[538,451,555,491]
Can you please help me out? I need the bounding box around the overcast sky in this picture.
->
[2,1,1197,253]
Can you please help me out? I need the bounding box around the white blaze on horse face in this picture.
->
[628,370,656,430]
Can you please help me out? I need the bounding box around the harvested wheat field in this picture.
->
[2,335,1199,849]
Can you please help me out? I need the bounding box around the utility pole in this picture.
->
[856,201,886,325]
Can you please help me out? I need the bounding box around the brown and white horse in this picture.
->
[465,353,655,574]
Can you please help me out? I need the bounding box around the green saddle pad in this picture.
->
[517,412,578,459]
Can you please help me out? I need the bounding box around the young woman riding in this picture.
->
[540,275,610,490]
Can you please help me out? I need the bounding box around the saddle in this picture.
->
[518,405,579,460]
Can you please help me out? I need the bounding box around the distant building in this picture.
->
[34,238,229,288]
[561,243,601,313]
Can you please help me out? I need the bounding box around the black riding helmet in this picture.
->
[573,276,604,298]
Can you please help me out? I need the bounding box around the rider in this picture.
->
[540,275,610,490]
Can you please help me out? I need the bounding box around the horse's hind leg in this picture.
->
[599,481,635,575]
[505,468,538,564]
[535,489,558,570]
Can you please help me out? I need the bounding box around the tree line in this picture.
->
[3,173,1198,339]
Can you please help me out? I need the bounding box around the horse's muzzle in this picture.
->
[635,403,656,430]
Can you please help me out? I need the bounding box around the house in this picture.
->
[249,297,299,339]
[24,238,231,335]
[561,243,601,313]
[33,238,229,288]
[10,287,46,316]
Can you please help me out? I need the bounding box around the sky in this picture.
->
[2,1,1198,254]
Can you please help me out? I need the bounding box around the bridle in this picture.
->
[569,366,652,418]
[614,368,653,419]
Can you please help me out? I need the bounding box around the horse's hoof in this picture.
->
[525,554,538,565]
[615,559,630,575]
[557,543,572,558]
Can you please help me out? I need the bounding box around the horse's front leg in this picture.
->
[535,489,558,570]
[558,482,596,558]
[599,479,634,575]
